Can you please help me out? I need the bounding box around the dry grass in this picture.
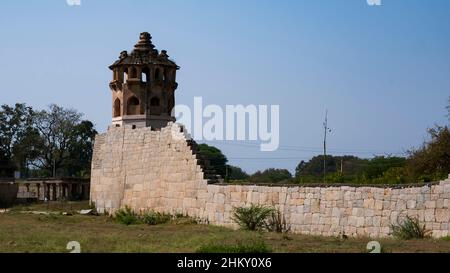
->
[1,202,450,253]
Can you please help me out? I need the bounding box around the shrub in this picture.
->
[196,241,271,253]
[173,213,198,225]
[231,204,274,231]
[391,215,431,240]
[115,206,140,225]
[141,211,172,225]
[266,209,290,233]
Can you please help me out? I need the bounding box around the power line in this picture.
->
[226,156,406,164]
[229,157,311,160]
[201,141,407,156]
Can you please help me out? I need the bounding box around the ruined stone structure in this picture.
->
[16,178,90,201]
[91,33,450,238]
[0,178,89,206]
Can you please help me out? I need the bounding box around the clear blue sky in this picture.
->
[1,0,449,174]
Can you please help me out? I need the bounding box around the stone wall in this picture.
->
[91,124,450,238]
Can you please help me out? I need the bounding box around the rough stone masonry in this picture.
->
[90,123,450,238]
[90,32,450,238]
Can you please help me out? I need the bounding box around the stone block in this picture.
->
[435,209,450,223]
[406,200,416,209]
[425,200,436,209]
[424,209,436,222]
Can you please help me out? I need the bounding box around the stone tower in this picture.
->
[91,31,223,215]
[109,32,179,129]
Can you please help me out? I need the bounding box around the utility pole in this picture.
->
[323,110,331,183]
[225,165,229,182]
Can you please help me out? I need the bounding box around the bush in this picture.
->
[141,211,172,225]
[232,204,274,231]
[115,206,140,225]
[196,241,271,253]
[391,215,431,240]
[266,209,290,233]
[172,213,198,225]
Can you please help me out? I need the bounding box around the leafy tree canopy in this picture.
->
[249,168,292,183]
[197,143,228,178]
[227,165,250,180]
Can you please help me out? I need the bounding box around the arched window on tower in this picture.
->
[142,67,149,83]
[123,67,128,82]
[127,96,140,115]
[113,98,121,117]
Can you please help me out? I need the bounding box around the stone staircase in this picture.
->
[187,140,224,184]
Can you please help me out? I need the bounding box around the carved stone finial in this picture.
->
[160,50,169,59]
[140,32,152,41]
[119,51,128,59]
[134,32,155,51]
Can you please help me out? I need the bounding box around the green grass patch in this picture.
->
[2,202,450,253]
[196,240,271,253]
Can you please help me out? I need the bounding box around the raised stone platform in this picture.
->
[90,124,450,238]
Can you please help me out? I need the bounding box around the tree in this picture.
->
[65,120,98,177]
[11,126,42,177]
[249,168,292,183]
[0,103,35,177]
[30,104,96,177]
[227,165,249,180]
[197,144,228,177]
[361,156,406,180]
[295,155,366,178]
[407,125,450,181]
[372,167,409,184]
[295,160,307,178]
[1,103,97,178]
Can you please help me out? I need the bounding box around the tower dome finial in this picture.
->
[134,32,155,51]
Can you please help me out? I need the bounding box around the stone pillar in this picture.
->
[51,184,55,201]
[68,184,73,200]
[36,184,41,200]
[56,184,61,201]
[45,184,50,201]
[81,184,85,200]
[62,184,67,200]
